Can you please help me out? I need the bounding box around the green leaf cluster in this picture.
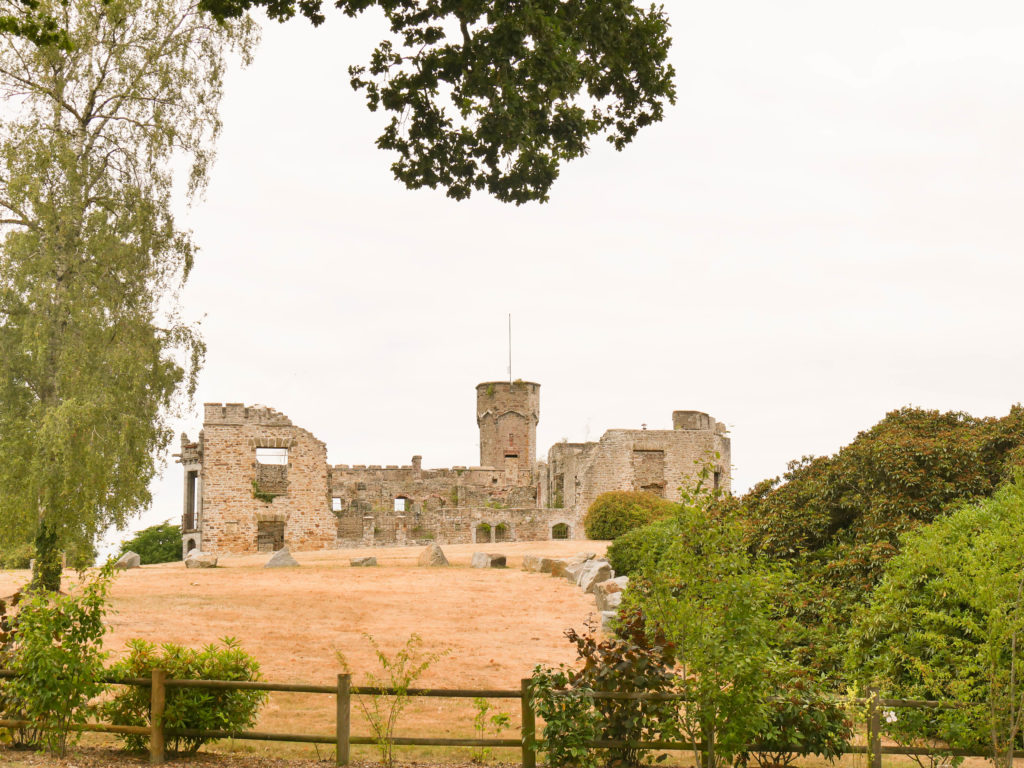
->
[584,490,675,541]
[103,637,267,754]
[200,0,676,204]
[606,518,675,578]
[117,521,182,565]
[738,406,1024,675]
[627,504,777,768]
[739,663,852,768]
[1,565,114,755]
[847,478,1024,768]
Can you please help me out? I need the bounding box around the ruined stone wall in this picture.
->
[196,403,334,554]
[334,505,584,548]
[542,411,731,519]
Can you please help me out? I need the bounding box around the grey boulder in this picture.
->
[579,560,613,593]
[350,556,378,567]
[265,547,299,568]
[184,551,217,569]
[471,552,507,568]
[418,542,449,567]
[114,551,141,570]
[522,554,543,572]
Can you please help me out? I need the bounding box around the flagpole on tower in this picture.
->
[508,313,512,385]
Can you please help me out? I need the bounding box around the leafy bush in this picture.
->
[740,664,851,768]
[607,518,675,578]
[584,491,674,540]
[529,663,600,768]
[116,520,182,564]
[3,564,114,755]
[847,478,1024,768]
[628,504,776,768]
[104,637,266,754]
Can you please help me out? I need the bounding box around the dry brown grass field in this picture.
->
[0,542,1013,768]
[0,541,610,763]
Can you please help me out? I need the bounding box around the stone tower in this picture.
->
[476,381,540,484]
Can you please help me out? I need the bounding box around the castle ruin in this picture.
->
[176,381,730,556]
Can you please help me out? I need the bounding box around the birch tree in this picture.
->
[0,0,257,588]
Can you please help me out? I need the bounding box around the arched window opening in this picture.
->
[551,523,570,540]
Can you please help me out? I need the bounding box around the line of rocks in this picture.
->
[521,553,628,630]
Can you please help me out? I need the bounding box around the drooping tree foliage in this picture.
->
[737,406,1024,675]
[0,0,257,588]
[200,0,677,204]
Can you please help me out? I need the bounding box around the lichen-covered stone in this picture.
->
[350,556,377,567]
[184,551,217,569]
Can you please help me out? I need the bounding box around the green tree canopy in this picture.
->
[848,478,1024,768]
[736,406,1024,675]
[0,0,257,587]
[117,521,182,565]
[199,0,676,204]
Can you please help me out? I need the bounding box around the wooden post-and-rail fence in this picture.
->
[1,669,1023,767]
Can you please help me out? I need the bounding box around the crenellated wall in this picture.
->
[177,384,729,554]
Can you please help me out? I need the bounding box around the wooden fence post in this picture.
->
[521,678,536,768]
[336,673,351,767]
[867,688,882,768]
[149,668,166,765]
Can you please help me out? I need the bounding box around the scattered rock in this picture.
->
[350,556,377,567]
[184,551,217,569]
[522,554,543,572]
[594,580,625,612]
[537,557,557,574]
[114,551,141,570]
[265,548,300,568]
[548,559,571,578]
[579,560,613,593]
[565,560,590,583]
[471,552,507,568]
[417,542,449,567]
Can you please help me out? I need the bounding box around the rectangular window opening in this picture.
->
[256,447,288,465]
[394,497,407,512]
[332,497,343,512]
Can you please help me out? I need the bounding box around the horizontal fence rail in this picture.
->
[1,669,1021,767]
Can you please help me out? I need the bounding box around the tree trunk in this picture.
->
[31,519,62,591]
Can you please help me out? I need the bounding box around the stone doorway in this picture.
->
[257,520,285,552]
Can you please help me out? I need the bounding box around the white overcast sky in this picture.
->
[118,0,1024,544]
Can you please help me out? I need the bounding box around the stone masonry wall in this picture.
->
[476,381,540,480]
[197,403,334,554]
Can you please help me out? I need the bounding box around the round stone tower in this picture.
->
[476,381,540,481]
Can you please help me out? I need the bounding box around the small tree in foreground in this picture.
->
[627,504,776,768]
[336,633,448,768]
[2,565,114,755]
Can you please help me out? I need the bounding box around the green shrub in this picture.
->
[3,564,114,755]
[583,491,674,540]
[740,664,851,768]
[607,518,675,577]
[104,637,266,754]
[116,521,182,564]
